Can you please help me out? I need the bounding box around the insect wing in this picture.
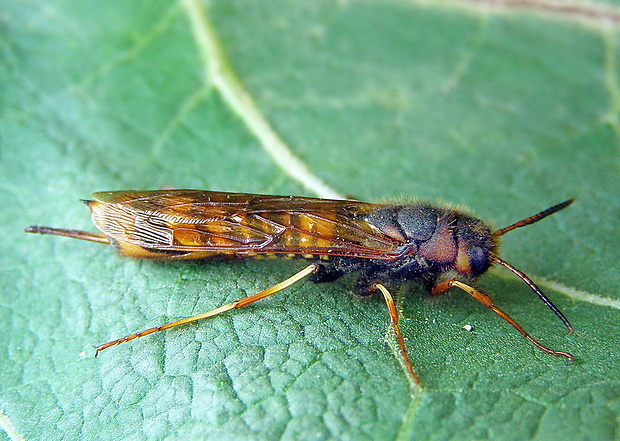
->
[89,190,405,260]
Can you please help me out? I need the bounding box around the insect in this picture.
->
[26,190,574,385]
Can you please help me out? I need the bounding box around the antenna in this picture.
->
[492,256,573,333]
[494,198,574,236]
[492,199,575,333]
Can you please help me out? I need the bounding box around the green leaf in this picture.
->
[1,1,618,440]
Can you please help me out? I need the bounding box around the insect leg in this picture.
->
[94,263,320,356]
[432,279,573,361]
[371,283,420,386]
[25,226,109,244]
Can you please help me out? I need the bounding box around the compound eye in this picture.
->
[468,245,489,275]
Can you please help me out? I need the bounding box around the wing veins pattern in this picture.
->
[92,190,405,260]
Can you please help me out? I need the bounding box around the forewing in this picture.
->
[89,190,404,260]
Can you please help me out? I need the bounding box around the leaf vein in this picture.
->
[537,277,620,309]
[151,85,210,158]
[78,4,181,91]
[443,0,620,25]
[490,268,620,309]
[0,409,25,441]
[181,0,344,199]
[602,28,620,151]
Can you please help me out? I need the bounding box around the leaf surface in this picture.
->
[1,1,618,440]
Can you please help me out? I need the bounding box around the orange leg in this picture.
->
[94,263,320,355]
[432,279,573,361]
[371,283,420,386]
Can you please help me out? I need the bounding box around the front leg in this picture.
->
[431,278,572,361]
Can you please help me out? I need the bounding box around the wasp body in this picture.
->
[26,190,575,385]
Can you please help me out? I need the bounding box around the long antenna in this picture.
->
[492,198,575,333]
[492,256,573,333]
[494,198,574,236]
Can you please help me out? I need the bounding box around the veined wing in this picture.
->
[88,190,405,260]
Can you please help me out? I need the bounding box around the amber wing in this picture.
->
[87,190,405,260]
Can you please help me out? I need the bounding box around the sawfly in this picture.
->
[26,190,575,385]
